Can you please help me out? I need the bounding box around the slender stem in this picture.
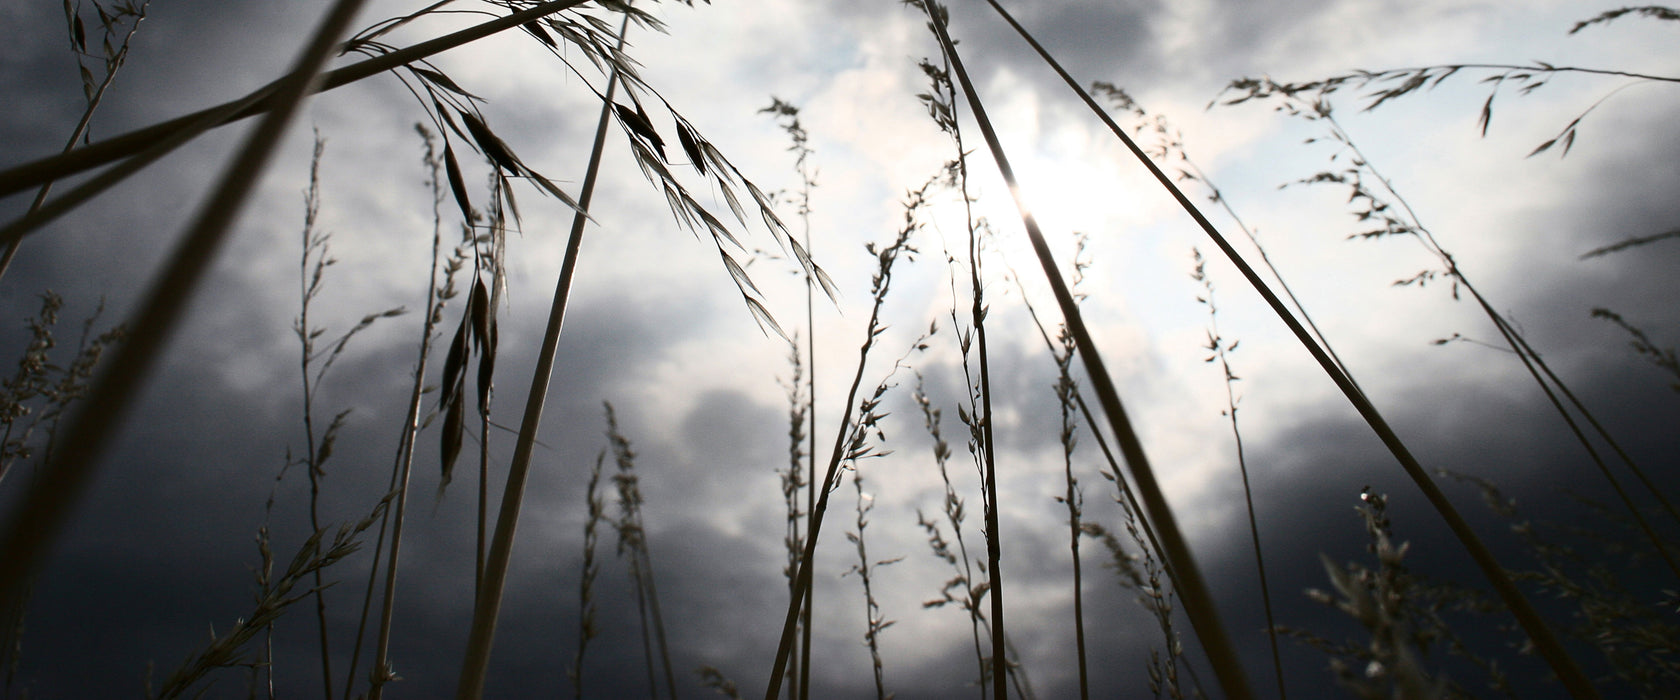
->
[298,134,336,700]
[1054,334,1089,700]
[453,9,628,696]
[1195,256,1287,699]
[0,0,370,624]
[352,125,450,700]
[980,1,1600,696]
[764,184,923,700]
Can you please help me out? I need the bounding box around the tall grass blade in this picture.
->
[357,125,459,700]
[979,1,1600,695]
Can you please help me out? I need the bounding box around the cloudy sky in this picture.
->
[0,0,1677,697]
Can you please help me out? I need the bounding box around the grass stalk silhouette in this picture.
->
[918,2,1255,696]
[1190,248,1287,699]
[762,174,934,700]
[0,0,596,199]
[978,1,1599,694]
[455,8,631,694]
[759,96,820,700]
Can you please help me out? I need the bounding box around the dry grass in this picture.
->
[0,1,1676,698]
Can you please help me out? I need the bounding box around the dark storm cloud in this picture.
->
[941,0,1161,88]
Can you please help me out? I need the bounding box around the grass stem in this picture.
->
[921,3,1254,696]
[979,2,1599,695]
[453,9,628,696]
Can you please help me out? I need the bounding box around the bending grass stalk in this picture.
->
[454,10,630,698]
[0,0,370,621]
[978,1,1600,696]
[919,5,1252,698]
[0,0,593,199]
[1469,290,1680,579]
[1498,311,1680,526]
[0,79,282,249]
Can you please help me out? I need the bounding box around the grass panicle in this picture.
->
[1189,248,1287,699]
[606,401,679,700]
[1590,309,1680,394]
[844,471,901,700]
[763,173,935,700]
[569,451,608,699]
[0,0,150,284]
[912,373,990,697]
[151,497,389,700]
